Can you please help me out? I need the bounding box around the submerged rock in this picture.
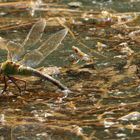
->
[118,112,140,121]
[68,2,82,8]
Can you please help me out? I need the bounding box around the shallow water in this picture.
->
[0,0,140,140]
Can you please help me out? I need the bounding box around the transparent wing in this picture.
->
[3,18,46,62]
[38,28,68,56]
[22,18,46,50]
[19,49,43,67]
[0,37,9,50]
[20,28,68,67]
[0,37,23,61]
[6,41,24,61]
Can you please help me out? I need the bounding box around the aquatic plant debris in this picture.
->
[0,0,139,140]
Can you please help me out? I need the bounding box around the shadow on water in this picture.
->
[0,0,140,139]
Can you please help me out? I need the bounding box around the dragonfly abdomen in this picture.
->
[19,67,69,91]
[31,69,69,91]
[17,65,35,76]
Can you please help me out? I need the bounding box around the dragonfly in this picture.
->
[0,18,70,94]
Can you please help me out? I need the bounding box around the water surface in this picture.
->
[0,0,140,139]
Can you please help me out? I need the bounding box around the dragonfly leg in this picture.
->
[7,76,21,93]
[1,76,8,94]
[9,77,26,91]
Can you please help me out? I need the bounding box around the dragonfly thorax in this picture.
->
[1,61,33,76]
[1,61,20,76]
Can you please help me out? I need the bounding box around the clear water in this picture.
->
[0,0,139,140]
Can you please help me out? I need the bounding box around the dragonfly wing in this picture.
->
[22,18,46,50]
[19,49,43,67]
[7,18,46,62]
[38,28,68,57]
[20,28,68,67]
[0,37,9,50]
[6,41,24,62]
[0,19,46,62]
[0,37,24,62]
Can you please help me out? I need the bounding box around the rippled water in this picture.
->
[0,0,139,140]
